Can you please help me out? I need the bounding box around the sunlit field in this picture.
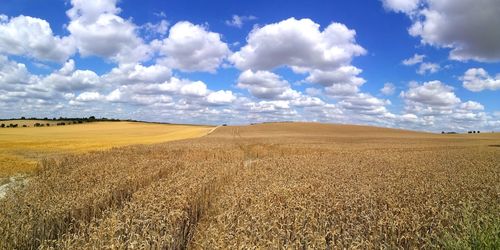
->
[0,121,213,179]
[1,122,498,249]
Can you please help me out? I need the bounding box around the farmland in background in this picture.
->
[0,122,498,248]
[0,121,213,180]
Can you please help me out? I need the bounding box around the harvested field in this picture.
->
[0,122,213,179]
[0,122,498,248]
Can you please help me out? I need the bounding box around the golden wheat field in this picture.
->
[0,122,499,249]
[0,121,213,179]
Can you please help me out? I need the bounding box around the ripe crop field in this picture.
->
[0,122,498,248]
[0,121,213,179]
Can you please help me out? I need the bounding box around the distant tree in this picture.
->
[43,117,48,120]
[89,116,96,120]
[53,118,56,121]
[478,131,480,134]
[441,131,445,134]
[21,116,25,120]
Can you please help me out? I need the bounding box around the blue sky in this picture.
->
[0,0,499,131]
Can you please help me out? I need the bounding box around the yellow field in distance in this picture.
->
[0,119,72,127]
[0,121,213,179]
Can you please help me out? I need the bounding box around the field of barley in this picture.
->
[0,121,213,179]
[0,122,499,248]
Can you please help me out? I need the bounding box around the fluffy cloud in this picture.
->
[461,68,500,92]
[382,0,420,13]
[154,21,230,72]
[324,84,359,97]
[67,0,151,63]
[460,101,484,111]
[305,66,365,87]
[0,55,33,86]
[225,15,257,28]
[141,20,169,38]
[339,93,392,115]
[236,70,294,100]
[179,81,208,97]
[206,90,236,105]
[231,18,366,71]
[402,54,425,66]
[0,15,75,62]
[417,62,440,75]
[103,63,171,85]
[398,80,493,131]
[66,0,120,23]
[385,0,500,62]
[400,81,460,107]
[0,0,152,64]
[41,60,101,92]
[402,54,439,75]
[231,17,368,104]
[380,82,396,95]
[106,89,122,102]
[75,91,104,102]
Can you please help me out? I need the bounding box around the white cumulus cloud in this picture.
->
[230,18,366,71]
[385,0,500,62]
[66,0,151,63]
[382,0,420,13]
[154,21,230,72]
[236,70,295,100]
[206,90,236,105]
[380,82,396,95]
[417,62,440,75]
[0,15,75,62]
[401,80,461,107]
[461,68,500,92]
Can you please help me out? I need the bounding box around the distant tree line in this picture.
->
[0,116,126,128]
[16,116,120,122]
[1,123,18,128]
[441,130,481,134]
[441,131,458,134]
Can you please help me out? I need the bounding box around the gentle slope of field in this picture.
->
[0,122,498,249]
[0,121,213,179]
